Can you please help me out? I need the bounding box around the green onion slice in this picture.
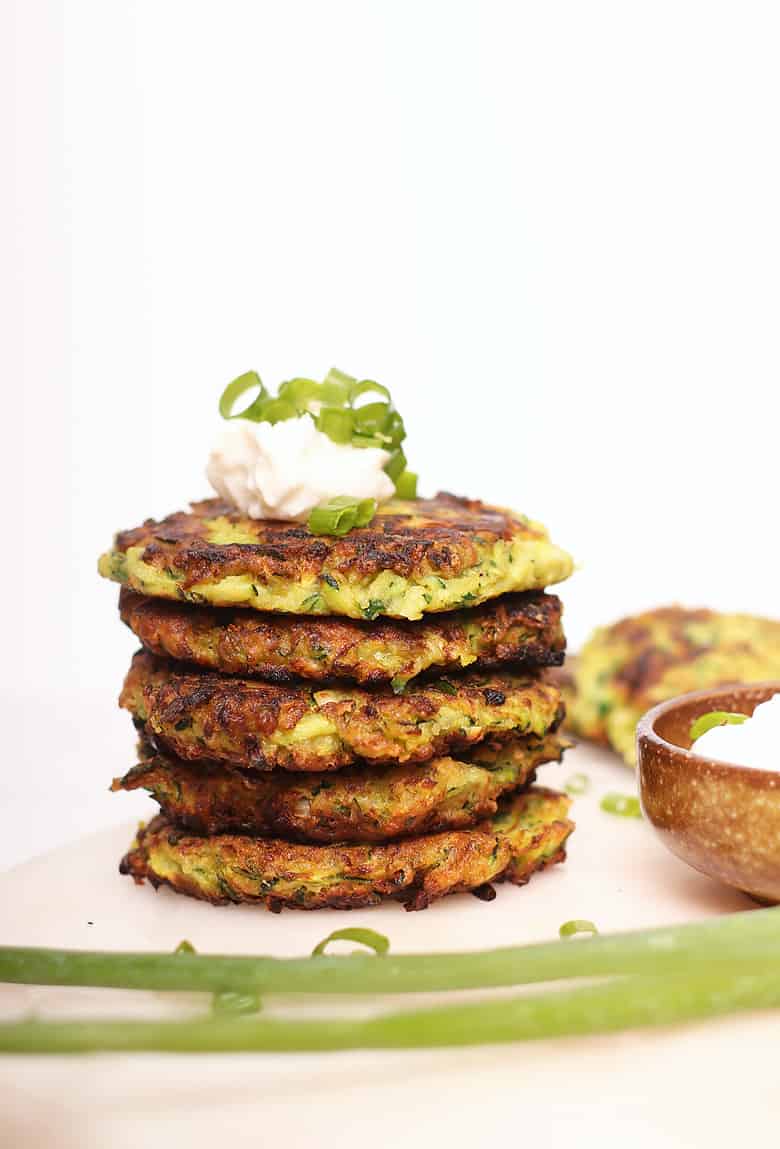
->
[353,499,377,527]
[351,433,389,450]
[311,928,390,958]
[564,773,590,796]
[394,470,418,499]
[352,401,393,438]
[277,377,323,412]
[323,367,357,400]
[211,991,262,1016]
[349,379,392,406]
[559,920,599,939]
[384,448,407,484]
[308,497,377,536]
[600,793,642,819]
[315,406,354,444]
[218,371,267,420]
[383,409,407,447]
[253,396,298,425]
[174,940,196,955]
[689,711,749,743]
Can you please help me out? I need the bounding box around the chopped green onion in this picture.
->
[315,406,354,444]
[253,396,298,425]
[383,409,407,448]
[431,679,458,695]
[308,497,377,536]
[352,401,392,438]
[277,377,323,412]
[324,367,357,392]
[354,503,376,527]
[218,371,267,420]
[351,433,389,450]
[384,448,407,484]
[564,773,590,796]
[218,367,418,507]
[559,920,599,938]
[212,991,262,1016]
[394,470,418,499]
[601,793,642,819]
[311,928,390,958]
[690,711,749,743]
[349,379,392,406]
[174,940,196,955]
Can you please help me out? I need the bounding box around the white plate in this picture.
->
[1,742,776,1149]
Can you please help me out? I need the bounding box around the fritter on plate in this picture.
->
[118,587,565,687]
[113,731,567,842]
[119,787,573,911]
[99,493,573,621]
[566,605,780,765]
[121,651,564,772]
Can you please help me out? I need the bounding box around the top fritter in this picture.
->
[98,492,573,621]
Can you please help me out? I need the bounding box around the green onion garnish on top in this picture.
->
[308,497,377,537]
[689,711,749,743]
[559,920,599,938]
[600,793,642,819]
[564,773,590,796]
[311,927,390,958]
[218,366,416,498]
[394,470,418,499]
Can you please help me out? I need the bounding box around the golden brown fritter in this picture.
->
[113,731,567,842]
[98,493,574,620]
[118,587,565,687]
[567,605,780,765]
[120,651,564,772]
[119,787,573,911]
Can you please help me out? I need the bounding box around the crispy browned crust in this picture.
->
[113,731,567,841]
[119,788,573,912]
[118,587,565,685]
[120,651,564,772]
[110,493,547,588]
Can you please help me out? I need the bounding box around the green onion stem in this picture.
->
[2,970,780,1054]
[2,909,780,997]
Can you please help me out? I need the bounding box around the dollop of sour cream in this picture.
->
[206,417,395,521]
[692,695,780,771]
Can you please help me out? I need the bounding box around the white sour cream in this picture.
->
[692,695,780,771]
[206,417,395,521]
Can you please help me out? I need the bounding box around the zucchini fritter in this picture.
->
[99,493,573,621]
[567,606,780,765]
[113,731,567,842]
[119,587,565,687]
[119,787,573,911]
[121,651,564,772]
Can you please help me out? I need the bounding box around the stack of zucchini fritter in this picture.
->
[99,493,576,912]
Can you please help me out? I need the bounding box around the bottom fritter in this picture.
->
[113,731,568,842]
[119,787,573,912]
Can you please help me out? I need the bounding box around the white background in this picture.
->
[4,0,780,867]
